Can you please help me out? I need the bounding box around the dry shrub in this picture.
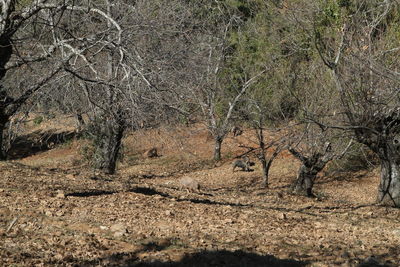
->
[325,143,378,175]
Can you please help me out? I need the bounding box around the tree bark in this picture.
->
[213,136,223,161]
[289,148,331,197]
[354,132,400,207]
[260,150,281,188]
[94,117,125,175]
[0,37,12,80]
[0,36,13,159]
[376,145,400,206]
[260,156,269,188]
[0,121,8,160]
[0,95,12,160]
[292,165,317,197]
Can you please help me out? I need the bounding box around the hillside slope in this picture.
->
[0,122,399,266]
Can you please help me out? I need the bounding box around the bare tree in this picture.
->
[0,1,123,159]
[255,126,287,189]
[243,99,288,188]
[186,9,265,161]
[288,123,353,197]
[62,0,208,173]
[313,1,400,206]
[204,72,264,161]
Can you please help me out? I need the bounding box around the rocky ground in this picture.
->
[0,120,399,266]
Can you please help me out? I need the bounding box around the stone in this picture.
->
[113,231,127,238]
[392,229,400,236]
[66,174,75,179]
[56,190,65,199]
[165,210,173,216]
[110,223,128,237]
[278,213,287,220]
[110,223,127,232]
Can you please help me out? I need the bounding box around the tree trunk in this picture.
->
[259,154,275,188]
[0,121,7,160]
[292,165,316,197]
[213,136,223,161]
[0,37,13,160]
[358,137,400,207]
[0,104,11,160]
[0,37,12,80]
[260,150,280,188]
[260,158,272,188]
[257,126,268,187]
[289,148,333,197]
[94,119,125,175]
[377,152,400,207]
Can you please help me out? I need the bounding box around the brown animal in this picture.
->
[179,177,200,192]
[144,147,158,158]
[232,156,250,172]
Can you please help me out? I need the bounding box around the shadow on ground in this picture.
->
[7,130,76,159]
[48,248,309,267]
[66,190,116,197]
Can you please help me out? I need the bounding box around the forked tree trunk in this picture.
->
[260,154,278,188]
[292,159,330,197]
[292,165,318,197]
[289,148,331,197]
[376,146,400,206]
[255,125,275,188]
[94,119,125,174]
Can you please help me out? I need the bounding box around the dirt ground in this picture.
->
[0,119,399,267]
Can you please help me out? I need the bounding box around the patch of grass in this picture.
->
[33,116,44,125]
[224,151,234,159]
